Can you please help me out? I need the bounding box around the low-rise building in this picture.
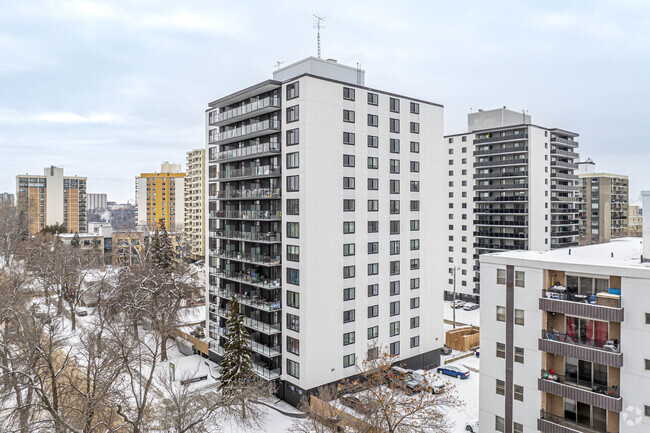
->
[628,205,642,237]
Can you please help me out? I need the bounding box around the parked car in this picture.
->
[387,366,419,394]
[450,300,466,309]
[76,309,88,317]
[340,395,371,415]
[440,346,452,355]
[411,369,446,394]
[463,302,479,311]
[437,365,470,379]
[465,420,479,432]
[190,326,205,339]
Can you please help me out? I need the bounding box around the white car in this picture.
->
[465,420,479,432]
[450,300,466,309]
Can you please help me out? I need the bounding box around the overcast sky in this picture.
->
[1,0,648,204]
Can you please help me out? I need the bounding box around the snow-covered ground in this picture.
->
[429,356,480,432]
[443,300,481,327]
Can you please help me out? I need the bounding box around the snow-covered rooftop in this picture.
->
[482,238,650,275]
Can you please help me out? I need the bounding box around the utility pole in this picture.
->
[452,266,459,329]
[312,14,326,59]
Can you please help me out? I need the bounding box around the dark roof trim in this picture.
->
[444,123,579,138]
[207,80,282,108]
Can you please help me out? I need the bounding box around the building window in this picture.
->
[368,114,379,127]
[515,347,524,364]
[287,199,299,215]
[514,423,523,433]
[343,110,355,123]
[390,240,400,255]
[287,222,299,238]
[410,316,420,329]
[514,385,524,401]
[495,416,504,432]
[367,92,378,105]
[368,178,379,190]
[286,175,299,192]
[496,306,506,322]
[368,200,379,211]
[497,269,506,285]
[410,122,420,134]
[496,342,505,358]
[368,157,379,169]
[343,309,355,323]
[287,359,299,378]
[343,354,355,368]
[368,284,379,297]
[410,141,419,153]
[368,221,378,233]
[390,118,400,133]
[286,152,299,169]
[645,406,650,417]
[390,138,400,153]
[287,245,299,262]
[410,259,420,270]
[343,132,356,145]
[343,222,355,234]
[287,336,300,355]
[515,309,524,326]
[390,159,400,174]
[343,287,355,301]
[409,335,419,348]
[343,265,356,278]
[390,260,400,275]
[343,243,355,256]
[286,82,299,100]
[287,291,299,308]
[286,128,299,145]
[343,177,355,189]
[343,331,355,346]
[410,181,420,192]
[411,278,420,290]
[515,271,525,288]
[286,105,299,122]
[368,326,379,339]
[390,179,400,194]
[410,297,420,309]
[410,102,420,114]
[391,220,401,235]
[287,268,300,285]
[411,161,420,172]
[368,135,379,148]
[390,341,400,356]
[390,301,400,316]
[343,154,355,167]
[343,87,355,100]
[390,281,400,296]
[390,321,400,337]
[496,379,505,396]
[368,263,379,275]
[368,305,379,318]
[410,201,420,212]
[410,220,419,231]
[389,97,400,112]
[286,313,299,332]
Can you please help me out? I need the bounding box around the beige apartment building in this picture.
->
[16,166,87,234]
[628,205,643,237]
[579,173,628,245]
[185,149,205,261]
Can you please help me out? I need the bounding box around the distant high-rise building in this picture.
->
[0,192,15,205]
[579,172,628,245]
[135,162,185,231]
[185,149,206,261]
[87,193,107,211]
[444,108,580,303]
[628,205,643,237]
[16,166,87,234]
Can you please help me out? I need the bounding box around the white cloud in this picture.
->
[141,9,244,35]
[36,112,122,123]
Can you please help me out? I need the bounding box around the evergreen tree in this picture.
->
[151,218,174,270]
[218,296,255,395]
[41,222,67,235]
[70,232,80,248]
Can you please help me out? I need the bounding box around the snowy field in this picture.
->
[443,300,481,327]
[434,356,480,432]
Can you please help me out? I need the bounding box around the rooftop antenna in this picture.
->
[357,62,362,85]
[275,61,284,70]
[312,14,327,59]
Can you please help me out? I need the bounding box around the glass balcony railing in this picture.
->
[209,249,281,266]
[213,187,281,200]
[215,142,280,161]
[210,210,281,220]
[209,230,281,243]
[211,267,281,290]
[210,119,280,143]
[209,96,280,125]
[218,165,280,180]
[215,288,281,312]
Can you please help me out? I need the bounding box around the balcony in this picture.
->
[214,142,281,163]
[473,158,528,168]
[214,187,281,200]
[474,196,528,202]
[474,208,528,214]
[209,230,281,243]
[210,324,281,357]
[212,268,281,290]
[474,231,528,239]
[552,184,580,191]
[473,133,528,144]
[551,172,579,180]
[551,137,579,147]
[252,363,281,380]
[474,243,527,251]
[473,145,528,156]
[210,118,280,145]
[209,96,280,126]
[474,171,528,179]
[215,288,282,312]
[218,165,280,181]
[210,210,281,221]
[209,340,225,356]
[551,148,580,158]
[538,410,605,433]
[552,196,577,203]
[551,160,579,170]
[540,289,623,322]
[551,230,579,237]
[473,183,528,191]
[551,219,579,225]
[209,249,281,267]
[474,219,527,227]
[539,330,622,368]
[214,307,281,335]
[538,371,621,412]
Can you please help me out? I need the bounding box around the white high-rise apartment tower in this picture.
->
[206,57,446,405]
[444,108,580,303]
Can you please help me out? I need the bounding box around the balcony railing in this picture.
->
[474,220,527,227]
[474,171,528,179]
[550,137,579,146]
[209,249,281,266]
[474,231,527,239]
[212,268,281,290]
[474,243,527,251]
[551,230,579,237]
[215,142,280,162]
[473,145,528,156]
[540,289,623,322]
[540,370,620,398]
[541,329,620,353]
[215,288,281,312]
[209,230,281,243]
[551,172,579,180]
[551,160,579,169]
[550,148,580,158]
[209,324,281,357]
[474,196,528,202]
[213,307,281,335]
[210,210,281,220]
[473,183,528,190]
[538,410,605,433]
[210,119,280,143]
[474,208,528,214]
[215,188,281,200]
[473,134,528,144]
[252,363,281,380]
[210,96,280,125]
[218,165,280,180]
[473,158,528,167]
